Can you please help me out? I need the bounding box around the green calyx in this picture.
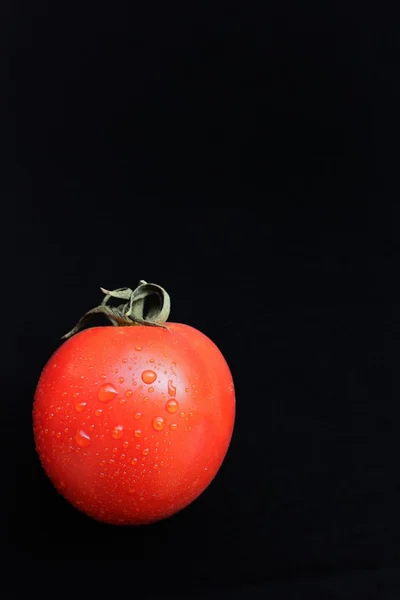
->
[62,280,171,340]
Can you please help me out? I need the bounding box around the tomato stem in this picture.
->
[62,280,171,339]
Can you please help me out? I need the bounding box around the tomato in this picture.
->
[33,281,235,525]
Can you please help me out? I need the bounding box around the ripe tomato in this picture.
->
[33,282,235,525]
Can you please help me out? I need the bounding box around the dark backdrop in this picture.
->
[3,1,399,598]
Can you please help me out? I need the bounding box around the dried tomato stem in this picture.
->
[62,280,170,339]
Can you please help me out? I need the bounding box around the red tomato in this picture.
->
[33,319,235,525]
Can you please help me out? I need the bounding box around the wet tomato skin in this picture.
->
[33,323,235,525]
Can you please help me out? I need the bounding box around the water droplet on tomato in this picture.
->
[148,386,154,393]
[95,408,103,417]
[98,383,118,402]
[122,358,128,364]
[134,429,142,437]
[135,444,141,451]
[152,416,165,431]
[62,391,67,397]
[135,345,142,351]
[185,388,189,393]
[123,440,129,448]
[166,399,179,413]
[143,396,148,403]
[168,380,176,396]
[141,370,157,384]
[75,401,87,412]
[179,412,186,418]
[131,458,138,466]
[111,425,124,440]
[76,429,91,447]
[142,448,149,456]
[125,389,133,398]
[169,423,178,431]
[134,412,142,420]
[128,365,133,370]
[118,377,124,384]
[56,431,62,438]
[149,358,155,363]
[73,392,80,398]
[119,397,126,405]
[100,374,107,380]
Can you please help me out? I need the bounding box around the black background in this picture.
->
[3,1,399,598]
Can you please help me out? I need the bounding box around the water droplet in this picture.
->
[185,388,189,393]
[88,365,94,371]
[98,383,118,402]
[75,401,87,412]
[134,429,142,437]
[168,380,176,396]
[166,398,179,413]
[153,464,158,469]
[89,423,95,431]
[111,425,124,440]
[76,429,91,447]
[100,374,107,380]
[119,397,126,405]
[64,427,69,433]
[56,431,62,438]
[123,440,129,448]
[73,392,80,398]
[143,396,148,403]
[99,472,105,478]
[95,408,103,417]
[125,389,133,398]
[55,406,61,413]
[115,368,119,374]
[141,370,157,384]
[148,386,154,393]
[135,345,142,351]
[169,423,178,431]
[179,412,186,418]
[122,358,128,364]
[135,444,141,450]
[142,448,149,456]
[118,376,124,384]
[152,416,165,431]
[128,365,133,370]
[62,391,67,397]
[134,412,142,420]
